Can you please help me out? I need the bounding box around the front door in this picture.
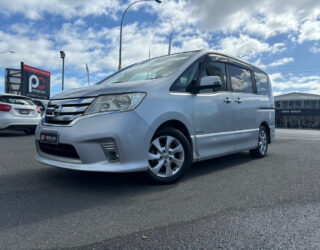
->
[193,58,235,160]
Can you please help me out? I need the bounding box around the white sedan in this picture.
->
[0,94,41,134]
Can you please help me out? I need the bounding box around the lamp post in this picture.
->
[118,0,161,71]
[0,50,15,55]
[60,51,65,91]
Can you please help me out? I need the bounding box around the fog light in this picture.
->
[101,139,119,162]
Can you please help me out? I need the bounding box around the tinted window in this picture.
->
[200,61,227,93]
[0,96,34,105]
[170,60,200,92]
[275,101,280,108]
[304,100,310,108]
[254,70,269,95]
[289,101,294,108]
[229,65,253,93]
[295,101,301,108]
[282,101,288,108]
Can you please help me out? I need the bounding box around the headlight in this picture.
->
[85,93,146,115]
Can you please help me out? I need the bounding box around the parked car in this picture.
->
[32,99,48,116]
[35,50,275,183]
[0,94,41,134]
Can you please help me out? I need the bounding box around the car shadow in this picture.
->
[0,130,28,137]
[186,152,256,180]
[0,152,256,231]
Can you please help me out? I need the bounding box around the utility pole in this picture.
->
[86,63,90,86]
[118,0,162,71]
[60,51,65,91]
[168,33,172,55]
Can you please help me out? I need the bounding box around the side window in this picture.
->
[170,61,200,92]
[200,61,227,93]
[254,70,269,95]
[229,65,253,93]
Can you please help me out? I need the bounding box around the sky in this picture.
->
[0,0,320,97]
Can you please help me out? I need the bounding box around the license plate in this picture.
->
[19,109,30,115]
[40,132,58,144]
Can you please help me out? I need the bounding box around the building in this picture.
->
[275,92,320,129]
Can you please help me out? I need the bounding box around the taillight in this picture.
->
[36,106,41,113]
[0,104,12,112]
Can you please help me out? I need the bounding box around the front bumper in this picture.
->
[35,111,151,172]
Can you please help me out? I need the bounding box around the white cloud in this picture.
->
[216,35,286,59]
[51,73,87,91]
[299,19,320,43]
[268,57,294,67]
[188,0,320,41]
[270,73,284,82]
[0,0,120,20]
[272,75,320,94]
[310,46,320,53]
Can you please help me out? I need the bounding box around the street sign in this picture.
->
[22,63,50,100]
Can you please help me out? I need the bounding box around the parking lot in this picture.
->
[0,129,320,249]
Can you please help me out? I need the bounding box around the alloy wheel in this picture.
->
[258,129,268,155]
[148,135,185,178]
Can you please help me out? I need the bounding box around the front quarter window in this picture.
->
[170,60,200,92]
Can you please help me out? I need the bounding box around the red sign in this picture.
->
[22,63,51,100]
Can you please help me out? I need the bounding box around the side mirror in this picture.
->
[197,76,222,91]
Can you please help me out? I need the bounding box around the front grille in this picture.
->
[44,97,94,125]
[38,141,80,159]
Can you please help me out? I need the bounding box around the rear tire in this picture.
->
[250,126,268,158]
[147,127,192,184]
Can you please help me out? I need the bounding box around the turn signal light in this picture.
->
[0,104,12,112]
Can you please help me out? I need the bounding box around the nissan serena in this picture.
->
[35,50,275,183]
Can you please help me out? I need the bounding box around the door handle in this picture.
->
[235,98,242,104]
[224,97,232,104]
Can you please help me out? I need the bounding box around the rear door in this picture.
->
[193,55,235,160]
[228,61,259,151]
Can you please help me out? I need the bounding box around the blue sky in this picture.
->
[0,0,320,96]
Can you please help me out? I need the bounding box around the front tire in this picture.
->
[147,127,192,184]
[250,126,268,158]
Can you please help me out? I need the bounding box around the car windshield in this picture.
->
[99,51,198,85]
[0,96,34,106]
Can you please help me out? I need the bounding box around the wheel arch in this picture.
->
[155,120,193,146]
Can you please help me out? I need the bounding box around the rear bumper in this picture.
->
[0,116,41,130]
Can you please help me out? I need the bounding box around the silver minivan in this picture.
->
[35,50,275,183]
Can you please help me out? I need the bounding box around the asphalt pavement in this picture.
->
[0,129,320,249]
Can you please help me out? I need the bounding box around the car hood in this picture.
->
[51,80,157,100]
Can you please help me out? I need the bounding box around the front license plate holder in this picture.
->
[40,132,58,144]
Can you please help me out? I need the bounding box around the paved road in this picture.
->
[0,129,320,249]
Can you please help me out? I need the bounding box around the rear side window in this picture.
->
[0,96,34,105]
[229,65,253,93]
[254,70,269,95]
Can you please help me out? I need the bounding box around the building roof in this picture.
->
[274,92,320,101]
